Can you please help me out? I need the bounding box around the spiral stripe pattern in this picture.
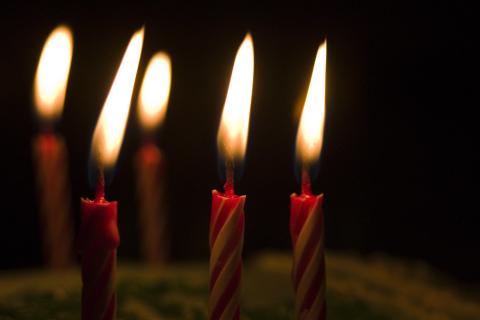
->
[79,200,119,320]
[291,195,326,320]
[209,191,245,320]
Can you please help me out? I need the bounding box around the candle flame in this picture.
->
[137,52,172,130]
[217,33,254,162]
[296,40,327,167]
[91,28,144,169]
[33,25,73,122]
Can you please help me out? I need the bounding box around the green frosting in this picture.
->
[0,252,478,320]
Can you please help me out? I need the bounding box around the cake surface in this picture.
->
[0,252,478,320]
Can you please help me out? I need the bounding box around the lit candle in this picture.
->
[209,33,254,320]
[135,52,172,264]
[32,25,74,269]
[77,28,144,320]
[290,40,327,320]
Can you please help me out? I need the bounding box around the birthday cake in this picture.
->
[0,252,478,320]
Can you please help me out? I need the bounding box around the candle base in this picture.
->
[135,143,169,265]
[209,190,245,320]
[78,198,119,320]
[290,193,326,320]
[33,133,73,269]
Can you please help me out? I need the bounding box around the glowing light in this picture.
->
[91,28,144,168]
[137,52,171,130]
[217,33,254,162]
[296,40,327,166]
[34,25,73,121]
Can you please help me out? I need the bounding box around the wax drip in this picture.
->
[301,168,312,196]
[95,169,105,202]
[224,161,235,197]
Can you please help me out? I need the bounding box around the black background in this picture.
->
[0,3,477,284]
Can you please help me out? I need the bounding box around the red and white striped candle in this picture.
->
[209,181,245,320]
[291,40,327,320]
[135,143,168,263]
[32,25,74,269]
[78,28,144,320]
[79,175,119,320]
[33,133,73,268]
[291,174,326,319]
[209,33,254,320]
[135,52,172,264]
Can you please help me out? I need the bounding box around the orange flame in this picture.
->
[296,40,327,167]
[33,25,73,122]
[217,34,254,163]
[137,52,172,130]
[91,28,144,169]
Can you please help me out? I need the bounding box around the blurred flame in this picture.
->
[217,33,254,162]
[91,28,144,168]
[137,52,171,130]
[33,25,73,121]
[296,40,327,166]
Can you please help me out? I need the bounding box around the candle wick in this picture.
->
[301,168,312,195]
[142,130,155,145]
[224,162,235,197]
[41,124,54,135]
[95,169,105,202]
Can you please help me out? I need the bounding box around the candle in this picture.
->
[290,40,327,320]
[209,34,254,320]
[135,52,172,264]
[32,25,74,269]
[78,28,144,320]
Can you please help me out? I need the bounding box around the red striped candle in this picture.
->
[33,133,73,268]
[290,173,326,319]
[209,179,245,320]
[135,52,172,264]
[78,28,144,320]
[209,33,254,320]
[79,175,119,320]
[32,25,74,269]
[291,40,327,320]
[135,143,168,263]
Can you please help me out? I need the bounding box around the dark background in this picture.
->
[0,3,477,284]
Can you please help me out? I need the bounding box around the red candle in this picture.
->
[79,174,119,320]
[290,40,327,320]
[78,28,144,320]
[291,173,326,320]
[135,52,172,264]
[135,143,168,263]
[32,25,74,269]
[210,172,245,320]
[33,134,73,268]
[209,33,254,320]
